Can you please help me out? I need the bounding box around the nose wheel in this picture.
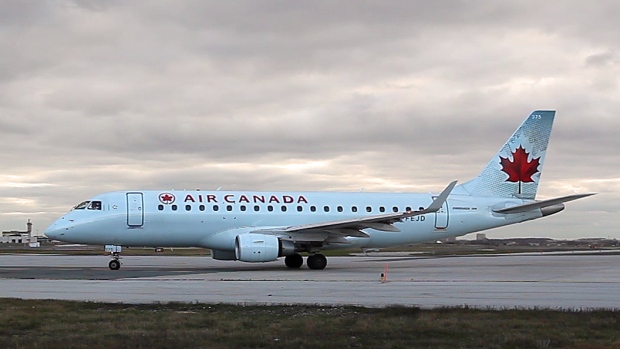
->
[108,258,121,270]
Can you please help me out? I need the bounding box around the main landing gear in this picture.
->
[284,253,327,270]
[284,253,304,269]
[307,254,327,270]
[105,245,122,270]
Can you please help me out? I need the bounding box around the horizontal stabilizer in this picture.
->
[493,193,595,214]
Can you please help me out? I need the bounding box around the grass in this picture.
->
[0,299,619,349]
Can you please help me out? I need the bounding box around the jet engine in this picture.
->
[235,234,296,262]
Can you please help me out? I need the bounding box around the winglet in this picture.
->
[422,180,457,214]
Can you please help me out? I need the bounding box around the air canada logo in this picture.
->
[159,193,175,204]
[500,145,540,194]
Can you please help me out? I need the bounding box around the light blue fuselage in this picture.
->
[46,190,540,250]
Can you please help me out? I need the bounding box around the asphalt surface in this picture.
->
[1,252,619,309]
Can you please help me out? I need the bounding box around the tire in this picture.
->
[307,254,327,270]
[284,254,303,269]
[109,259,121,270]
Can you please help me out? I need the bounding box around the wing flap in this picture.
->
[364,222,400,232]
[325,228,370,238]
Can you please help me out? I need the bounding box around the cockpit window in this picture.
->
[73,201,90,210]
[88,201,102,210]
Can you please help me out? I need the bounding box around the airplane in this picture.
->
[44,110,594,270]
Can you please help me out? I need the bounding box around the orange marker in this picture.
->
[381,263,389,283]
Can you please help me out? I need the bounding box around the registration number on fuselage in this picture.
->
[403,215,426,222]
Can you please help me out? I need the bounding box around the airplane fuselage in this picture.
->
[47,190,543,250]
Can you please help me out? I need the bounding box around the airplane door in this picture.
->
[126,192,144,227]
[433,196,449,230]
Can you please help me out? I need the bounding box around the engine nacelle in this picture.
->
[235,234,296,262]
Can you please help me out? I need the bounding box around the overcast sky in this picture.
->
[1,1,618,239]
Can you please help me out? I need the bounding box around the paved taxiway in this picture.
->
[1,253,619,309]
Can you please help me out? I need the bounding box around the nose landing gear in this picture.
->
[109,258,121,270]
[105,245,122,270]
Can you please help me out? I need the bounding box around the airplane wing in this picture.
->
[255,181,457,240]
[493,193,595,214]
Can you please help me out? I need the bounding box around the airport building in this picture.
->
[1,219,34,244]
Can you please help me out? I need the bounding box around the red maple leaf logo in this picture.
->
[159,193,175,204]
[500,146,540,184]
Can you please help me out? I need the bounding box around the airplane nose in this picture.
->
[44,222,59,239]
[45,218,68,240]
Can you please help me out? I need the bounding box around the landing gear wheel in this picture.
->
[109,259,121,270]
[284,254,304,269]
[307,254,327,270]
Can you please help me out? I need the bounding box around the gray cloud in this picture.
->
[1,1,618,239]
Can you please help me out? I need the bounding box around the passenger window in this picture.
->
[337,206,343,212]
[213,205,219,212]
[88,201,102,210]
[379,206,385,213]
[240,205,246,212]
[310,206,316,212]
[351,206,358,212]
[172,205,178,211]
[268,205,273,212]
[73,201,90,210]
[406,206,412,212]
[281,206,287,212]
[226,205,233,212]
[297,206,303,212]
[254,205,260,212]
[199,205,205,211]
[324,206,330,212]
[392,206,398,213]
[185,205,191,211]
[366,206,372,213]
[158,204,164,211]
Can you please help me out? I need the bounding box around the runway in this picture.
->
[1,253,619,309]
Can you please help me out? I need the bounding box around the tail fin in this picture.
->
[456,110,555,199]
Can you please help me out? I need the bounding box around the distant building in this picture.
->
[476,233,487,241]
[1,220,33,244]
